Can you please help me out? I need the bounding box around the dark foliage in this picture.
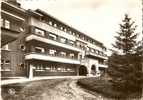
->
[107,14,143,95]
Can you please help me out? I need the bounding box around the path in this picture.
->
[40,79,105,100]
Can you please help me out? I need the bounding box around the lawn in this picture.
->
[77,77,142,100]
[2,79,66,100]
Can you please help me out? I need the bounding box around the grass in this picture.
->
[2,79,66,100]
[77,77,142,99]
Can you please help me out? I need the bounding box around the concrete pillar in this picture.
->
[29,64,35,79]
[86,66,92,76]
[76,65,79,76]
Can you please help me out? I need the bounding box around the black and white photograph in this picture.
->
[0,0,143,100]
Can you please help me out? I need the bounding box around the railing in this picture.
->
[26,52,79,61]
[46,34,78,48]
[85,51,107,59]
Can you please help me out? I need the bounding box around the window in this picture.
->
[35,47,45,53]
[69,53,74,58]
[5,60,10,64]
[76,42,80,47]
[49,21,53,25]
[95,50,98,54]
[69,31,72,34]
[76,34,80,38]
[5,20,10,29]
[93,41,96,45]
[68,40,74,46]
[1,59,4,65]
[60,37,66,43]
[35,64,44,71]
[49,49,56,55]
[64,28,67,32]
[67,68,74,72]
[49,33,57,40]
[20,45,25,51]
[60,52,66,57]
[2,44,9,50]
[54,23,57,27]
[35,28,45,36]
[91,48,95,53]
[72,32,75,35]
[86,47,90,51]
[81,36,85,40]
[60,26,63,30]
[97,50,100,54]
[57,67,62,71]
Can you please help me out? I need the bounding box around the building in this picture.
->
[1,0,108,79]
[1,0,28,77]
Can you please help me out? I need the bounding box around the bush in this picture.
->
[77,78,142,99]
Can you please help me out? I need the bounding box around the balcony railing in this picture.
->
[85,51,108,59]
[26,34,82,52]
[25,52,80,64]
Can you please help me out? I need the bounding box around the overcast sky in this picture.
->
[18,0,142,49]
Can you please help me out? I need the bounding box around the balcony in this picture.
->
[29,18,76,41]
[85,51,107,60]
[26,34,81,52]
[25,52,80,65]
[1,10,25,22]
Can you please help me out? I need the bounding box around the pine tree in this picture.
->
[108,14,143,94]
[112,14,138,54]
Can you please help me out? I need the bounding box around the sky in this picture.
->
[18,0,142,50]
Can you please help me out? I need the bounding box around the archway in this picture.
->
[91,65,96,75]
[79,65,87,76]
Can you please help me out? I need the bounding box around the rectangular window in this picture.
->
[68,40,74,46]
[69,31,72,34]
[76,34,80,38]
[49,21,53,25]
[54,23,57,27]
[49,33,57,40]
[69,53,74,59]
[64,28,67,32]
[95,50,98,54]
[35,28,45,36]
[72,32,75,35]
[76,42,80,47]
[35,47,45,53]
[60,26,63,30]
[60,37,67,43]
[4,20,10,29]
[60,52,66,57]
[49,49,56,55]
[5,60,10,64]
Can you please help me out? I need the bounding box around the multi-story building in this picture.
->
[1,0,28,77]
[1,0,108,79]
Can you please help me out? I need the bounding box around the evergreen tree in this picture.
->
[112,14,138,54]
[108,14,143,94]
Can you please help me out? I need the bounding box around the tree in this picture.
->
[112,14,138,55]
[108,14,143,94]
